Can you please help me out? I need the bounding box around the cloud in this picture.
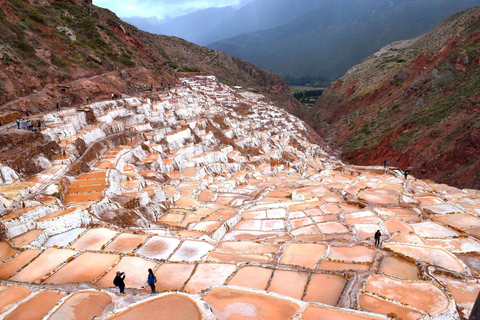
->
[93,0,250,20]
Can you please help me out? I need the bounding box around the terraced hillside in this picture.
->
[0,76,479,319]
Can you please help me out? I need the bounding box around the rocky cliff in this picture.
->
[0,0,303,117]
[309,7,480,189]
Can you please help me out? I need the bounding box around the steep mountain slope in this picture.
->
[126,0,319,46]
[0,0,303,117]
[209,0,480,83]
[309,7,480,189]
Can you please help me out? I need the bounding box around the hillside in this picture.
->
[209,0,480,84]
[309,7,480,189]
[0,0,303,117]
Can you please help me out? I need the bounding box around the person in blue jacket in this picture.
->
[147,268,157,293]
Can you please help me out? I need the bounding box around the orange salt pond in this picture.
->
[303,273,347,305]
[203,287,300,320]
[96,256,158,288]
[154,263,195,291]
[384,243,466,272]
[316,222,349,234]
[215,241,278,253]
[437,275,480,316]
[184,263,236,293]
[383,218,413,234]
[279,243,327,268]
[359,293,425,320]
[70,228,118,251]
[0,250,41,279]
[107,294,201,320]
[379,256,418,280]
[327,245,374,263]
[104,233,148,253]
[0,241,18,262]
[48,291,112,320]
[228,266,273,290]
[410,221,459,238]
[267,269,308,299]
[44,252,118,284]
[433,213,480,229]
[317,260,371,271]
[11,248,77,282]
[170,240,214,262]
[301,304,385,320]
[207,252,271,263]
[10,229,44,247]
[0,286,31,313]
[5,290,65,320]
[364,275,449,315]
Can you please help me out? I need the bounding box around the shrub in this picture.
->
[28,11,45,23]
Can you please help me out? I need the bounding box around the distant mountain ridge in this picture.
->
[209,0,480,83]
[125,0,320,46]
[307,7,480,189]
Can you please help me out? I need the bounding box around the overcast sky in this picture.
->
[93,0,254,20]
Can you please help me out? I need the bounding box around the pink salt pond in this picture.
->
[104,233,148,253]
[316,222,349,234]
[303,273,347,306]
[107,294,202,320]
[436,275,480,316]
[215,241,279,254]
[228,266,273,290]
[203,287,300,320]
[302,303,385,320]
[154,263,195,291]
[359,293,425,320]
[184,263,236,293]
[10,229,44,247]
[327,245,374,263]
[280,243,327,268]
[379,256,419,280]
[0,242,18,262]
[169,240,214,262]
[363,275,449,316]
[0,249,41,279]
[4,290,65,320]
[384,243,466,272]
[0,286,31,313]
[44,252,119,284]
[11,248,77,282]
[96,256,158,289]
[70,228,118,251]
[410,221,459,238]
[267,269,309,299]
[48,291,112,320]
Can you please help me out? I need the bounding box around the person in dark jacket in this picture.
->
[147,268,156,293]
[114,271,126,294]
[375,230,381,247]
[16,119,20,129]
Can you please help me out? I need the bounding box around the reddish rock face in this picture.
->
[308,8,480,190]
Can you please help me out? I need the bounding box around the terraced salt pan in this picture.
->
[303,273,347,305]
[267,269,308,300]
[410,221,459,238]
[433,213,480,229]
[436,274,480,317]
[70,228,118,251]
[169,240,214,262]
[0,250,41,279]
[363,275,449,315]
[228,266,273,290]
[203,287,300,320]
[379,256,419,280]
[0,242,18,262]
[154,263,195,291]
[279,243,327,268]
[0,286,31,314]
[384,243,466,272]
[359,293,425,320]
[10,229,44,247]
[11,248,77,282]
[327,246,374,263]
[301,304,386,320]
[104,233,148,253]
[427,237,480,253]
[317,260,371,271]
[43,228,86,247]
[4,290,65,320]
[96,256,158,289]
[184,263,236,293]
[214,241,279,254]
[106,294,202,320]
[48,291,112,320]
[44,252,118,284]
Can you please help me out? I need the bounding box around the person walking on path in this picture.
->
[24,110,29,117]
[16,119,20,129]
[404,170,409,180]
[375,230,381,247]
[37,120,41,132]
[114,271,126,294]
[147,268,157,293]
[384,159,387,169]
[56,103,60,112]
